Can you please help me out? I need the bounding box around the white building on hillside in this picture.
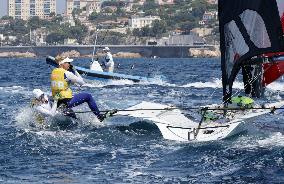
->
[8,0,56,20]
[155,0,174,5]
[66,0,101,18]
[202,11,218,22]
[128,16,160,29]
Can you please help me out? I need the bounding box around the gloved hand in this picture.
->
[54,93,61,101]
[69,64,76,74]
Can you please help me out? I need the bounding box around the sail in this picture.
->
[263,60,284,86]
[219,0,284,102]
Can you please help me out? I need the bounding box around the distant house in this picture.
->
[125,1,146,12]
[155,0,174,5]
[102,6,117,13]
[117,17,129,26]
[128,0,146,6]
[202,11,218,22]
[128,16,161,29]
[61,16,76,26]
[31,27,48,46]
[66,0,101,18]
[190,28,213,37]
[198,20,205,26]
[0,20,10,29]
[64,38,78,45]
[207,0,218,5]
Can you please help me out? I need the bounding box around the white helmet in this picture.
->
[103,47,110,51]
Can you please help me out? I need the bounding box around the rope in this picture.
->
[222,60,274,105]
[71,105,283,114]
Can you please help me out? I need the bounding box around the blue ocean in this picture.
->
[1,57,284,183]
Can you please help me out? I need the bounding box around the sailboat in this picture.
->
[46,56,149,82]
[46,28,149,82]
[114,0,284,142]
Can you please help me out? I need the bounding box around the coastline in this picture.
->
[0,45,220,58]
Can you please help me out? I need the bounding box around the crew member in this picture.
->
[32,89,57,117]
[51,56,109,121]
[103,47,114,72]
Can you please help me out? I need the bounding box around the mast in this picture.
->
[92,30,98,62]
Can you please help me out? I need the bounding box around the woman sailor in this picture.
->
[103,47,114,72]
[31,89,58,123]
[51,56,110,122]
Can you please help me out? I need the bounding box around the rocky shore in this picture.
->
[188,48,221,58]
[0,46,221,58]
[0,51,36,58]
[55,50,142,58]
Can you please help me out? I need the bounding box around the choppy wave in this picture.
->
[2,58,284,183]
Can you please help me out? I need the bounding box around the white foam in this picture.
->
[84,75,174,87]
[257,132,284,147]
[266,81,284,91]
[181,78,250,90]
[181,78,222,88]
[14,106,35,128]
[0,85,28,94]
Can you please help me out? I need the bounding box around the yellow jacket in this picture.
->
[50,68,72,99]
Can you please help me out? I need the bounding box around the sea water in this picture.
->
[0,57,284,183]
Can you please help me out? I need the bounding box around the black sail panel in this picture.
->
[218,0,284,102]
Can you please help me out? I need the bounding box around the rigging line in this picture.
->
[73,107,180,114]
[209,79,221,98]
[91,30,98,62]
[221,61,274,105]
[71,105,283,114]
[231,62,272,98]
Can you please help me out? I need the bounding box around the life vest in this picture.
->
[231,96,254,108]
[51,68,72,99]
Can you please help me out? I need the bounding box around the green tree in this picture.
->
[46,32,66,44]
[180,21,196,34]
[51,15,63,24]
[5,19,28,35]
[1,16,13,20]
[115,7,126,17]
[89,11,99,21]
[151,20,167,37]
[28,16,42,30]
[49,12,56,17]
[72,8,82,19]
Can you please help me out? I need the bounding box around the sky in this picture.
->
[277,0,284,16]
[0,0,66,17]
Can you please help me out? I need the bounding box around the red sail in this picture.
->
[262,13,284,86]
[282,13,284,32]
[263,61,284,86]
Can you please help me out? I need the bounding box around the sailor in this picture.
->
[231,96,254,108]
[103,47,114,72]
[31,89,58,123]
[51,56,110,122]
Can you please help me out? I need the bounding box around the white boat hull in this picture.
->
[154,120,244,142]
[116,101,284,142]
